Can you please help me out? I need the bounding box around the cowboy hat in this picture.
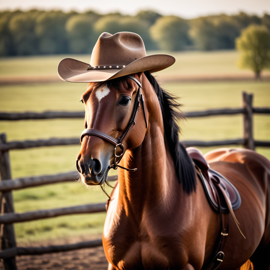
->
[58,32,175,83]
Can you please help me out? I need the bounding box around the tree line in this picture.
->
[0,9,270,56]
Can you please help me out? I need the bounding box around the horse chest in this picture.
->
[104,216,189,269]
[103,185,200,268]
[105,236,180,269]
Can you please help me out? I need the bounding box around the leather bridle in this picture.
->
[80,75,148,172]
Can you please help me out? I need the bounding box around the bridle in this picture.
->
[79,75,148,172]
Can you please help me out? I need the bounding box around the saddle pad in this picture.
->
[197,167,242,213]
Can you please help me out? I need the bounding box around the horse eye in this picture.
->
[118,96,131,106]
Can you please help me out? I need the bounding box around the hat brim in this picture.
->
[58,54,175,83]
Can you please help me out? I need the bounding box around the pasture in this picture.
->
[0,51,269,244]
[1,50,270,80]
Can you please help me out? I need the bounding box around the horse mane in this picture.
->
[102,72,196,194]
[144,71,196,194]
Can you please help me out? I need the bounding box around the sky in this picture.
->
[0,0,270,18]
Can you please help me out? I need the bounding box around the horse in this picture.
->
[76,71,270,270]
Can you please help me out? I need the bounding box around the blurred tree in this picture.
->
[1,9,270,56]
[214,17,240,49]
[94,15,123,35]
[35,11,70,54]
[150,16,190,51]
[66,15,97,54]
[233,12,261,30]
[0,11,15,56]
[106,12,123,17]
[83,10,101,21]
[136,10,162,25]
[190,16,239,50]
[8,11,39,55]
[190,18,219,50]
[236,24,270,80]
[120,17,156,49]
[262,13,270,31]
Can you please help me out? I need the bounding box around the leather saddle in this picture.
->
[187,148,244,270]
[187,147,241,213]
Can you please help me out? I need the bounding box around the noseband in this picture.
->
[80,75,148,172]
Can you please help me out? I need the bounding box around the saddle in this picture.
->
[187,147,241,213]
[187,147,244,270]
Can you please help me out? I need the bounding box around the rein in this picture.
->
[80,75,147,173]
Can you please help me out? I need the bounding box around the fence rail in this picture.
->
[0,111,84,120]
[0,92,270,269]
[0,239,103,259]
[1,105,269,152]
[252,107,270,114]
[0,138,79,151]
[0,137,248,151]
[0,203,106,224]
[184,139,270,148]
[1,107,269,122]
[0,172,117,192]
[1,137,270,153]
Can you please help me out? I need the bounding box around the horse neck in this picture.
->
[117,76,181,215]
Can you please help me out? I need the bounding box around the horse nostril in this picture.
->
[92,159,102,175]
[76,158,102,176]
[76,159,84,174]
[76,160,80,173]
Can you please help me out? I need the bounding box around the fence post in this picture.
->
[0,133,17,270]
[242,92,255,151]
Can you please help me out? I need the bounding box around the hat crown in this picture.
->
[90,32,147,67]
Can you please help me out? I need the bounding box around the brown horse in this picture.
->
[76,72,270,270]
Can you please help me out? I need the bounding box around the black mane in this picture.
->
[144,71,196,194]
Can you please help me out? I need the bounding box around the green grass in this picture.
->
[14,181,110,244]
[158,50,270,77]
[0,53,269,244]
[0,55,88,78]
[0,82,85,113]
[1,51,269,79]
[15,213,107,243]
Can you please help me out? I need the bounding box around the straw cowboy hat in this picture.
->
[58,32,175,82]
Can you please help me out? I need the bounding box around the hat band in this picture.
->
[87,65,126,70]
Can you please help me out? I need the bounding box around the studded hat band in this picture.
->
[87,65,126,70]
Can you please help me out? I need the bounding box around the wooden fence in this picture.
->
[0,92,269,269]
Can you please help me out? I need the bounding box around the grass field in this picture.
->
[0,51,270,244]
[1,50,270,80]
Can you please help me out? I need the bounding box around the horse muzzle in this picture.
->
[76,157,107,185]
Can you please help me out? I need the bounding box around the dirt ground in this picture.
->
[1,235,108,270]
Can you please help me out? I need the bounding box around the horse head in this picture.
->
[76,73,149,186]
